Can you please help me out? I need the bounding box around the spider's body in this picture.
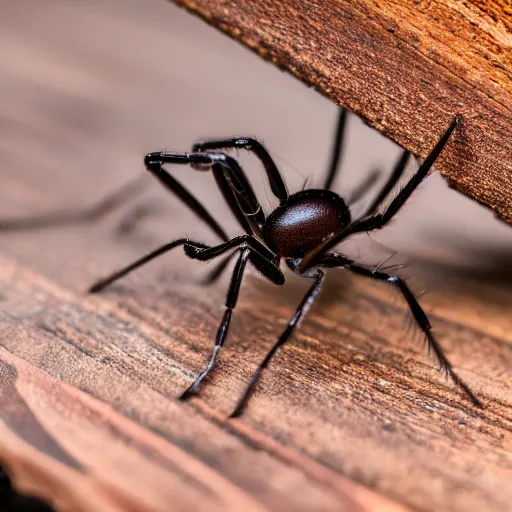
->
[88,109,481,415]
[262,190,350,259]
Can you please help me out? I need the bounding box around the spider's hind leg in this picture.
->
[300,116,461,272]
[320,253,482,407]
[323,106,348,191]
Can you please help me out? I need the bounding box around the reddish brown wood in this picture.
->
[0,342,415,512]
[1,228,511,512]
[170,0,512,225]
[0,2,511,511]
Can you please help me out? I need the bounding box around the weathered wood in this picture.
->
[170,0,512,225]
[1,2,512,511]
[1,219,512,512]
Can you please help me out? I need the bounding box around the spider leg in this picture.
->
[320,252,482,407]
[364,149,411,217]
[0,176,147,231]
[145,151,265,237]
[300,115,461,271]
[183,235,284,286]
[345,169,380,207]
[352,116,459,232]
[89,234,283,293]
[180,248,250,399]
[323,106,348,191]
[89,238,191,292]
[200,251,238,285]
[231,268,325,417]
[210,161,263,236]
[141,148,271,283]
[143,153,230,241]
[89,235,283,401]
[191,138,288,204]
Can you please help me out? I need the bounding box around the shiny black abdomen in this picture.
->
[262,190,350,258]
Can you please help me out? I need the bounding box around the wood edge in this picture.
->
[168,0,512,226]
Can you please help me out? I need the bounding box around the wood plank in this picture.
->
[1,214,511,512]
[1,1,511,511]
[170,0,512,224]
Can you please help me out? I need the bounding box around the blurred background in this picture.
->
[1,0,512,280]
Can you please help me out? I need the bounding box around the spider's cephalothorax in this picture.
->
[88,109,482,415]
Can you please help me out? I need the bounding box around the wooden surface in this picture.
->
[170,0,512,225]
[1,1,512,511]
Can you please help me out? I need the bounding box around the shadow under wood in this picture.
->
[420,243,512,286]
[0,467,54,512]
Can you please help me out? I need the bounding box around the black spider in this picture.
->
[86,108,481,415]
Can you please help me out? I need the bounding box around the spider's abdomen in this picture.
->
[262,190,350,259]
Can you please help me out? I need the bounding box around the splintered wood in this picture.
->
[170,0,512,224]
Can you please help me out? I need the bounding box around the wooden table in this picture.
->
[1,1,511,511]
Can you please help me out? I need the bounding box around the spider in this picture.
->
[87,108,481,416]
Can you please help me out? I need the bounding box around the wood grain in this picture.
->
[1,215,512,512]
[170,0,512,224]
[1,1,512,511]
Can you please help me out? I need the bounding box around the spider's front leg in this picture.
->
[191,137,288,204]
[89,235,282,292]
[145,150,266,236]
[178,236,285,399]
[179,248,251,400]
[300,115,461,271]
[88,234,284,401]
